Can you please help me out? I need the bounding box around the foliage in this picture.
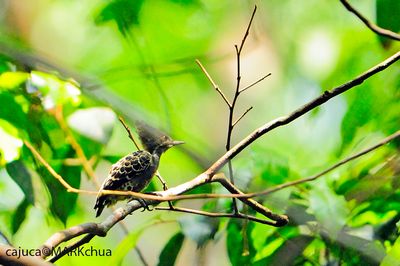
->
[0,0,399,265]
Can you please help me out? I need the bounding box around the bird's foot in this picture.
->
[137,198,153,212]
[128,197,153,212]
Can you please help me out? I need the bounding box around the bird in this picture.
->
[94,121,184,217]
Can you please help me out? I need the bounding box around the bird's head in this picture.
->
[136,121,184,155]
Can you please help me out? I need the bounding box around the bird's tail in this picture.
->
[94,195,106,217]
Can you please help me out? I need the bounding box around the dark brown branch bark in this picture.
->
[340,0,400,41]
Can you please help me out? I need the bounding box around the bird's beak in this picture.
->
[172,140,185,146]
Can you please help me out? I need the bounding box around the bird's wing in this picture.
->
[94,150,153,217]
[100,150,152,190]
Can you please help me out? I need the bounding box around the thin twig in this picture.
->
[232,106,253,128]
[195,59,231,107]
[156,171,174,209]
[119,116,141,150]
[340,0,400,41]
[238,6,258,53]
[53,105,98,183]
[155,206,279,226]
[239,73,271,93]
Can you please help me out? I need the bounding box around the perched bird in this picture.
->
[94,121,184,217]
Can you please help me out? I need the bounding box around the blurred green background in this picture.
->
[0,0,399,265]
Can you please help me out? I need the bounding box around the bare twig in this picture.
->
[195,59,231,107]
[119,116,141,150]
[232,106,253,127]
[53,105,98,183]
[239,73,271,93]
[238,6,258,53]
[340,0,400,41]
[155,206,278,226]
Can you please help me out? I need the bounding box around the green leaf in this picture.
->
[95,0,145,35]
[309,181,349,239]
[226,220,256,266]
[179,215,218,247]
[340,88,373,153]
[0,72,29,90]
[26,104,52,148]
[259,154,289,185]
[381,235,400,266]
[111,225,146,265]
[376,0,400,48]
[254,235,313,266]
[29,71,81,109]
[0,91,28,130]
[67,107,116,144]
[157,232,185,266]
[345,156,399,203]
[11,198,30,234]
[37,146,81,224]
[6,160,35,204]
[0,121,23,164]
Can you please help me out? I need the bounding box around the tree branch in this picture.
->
[33,49,400,262]
[340,0,400,41]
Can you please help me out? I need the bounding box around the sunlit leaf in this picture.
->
[254,235,313,266]
[111,224,146,265]
[0,72,28,90]
[0,122,23,164]
[29,71,81,109]
[381,235,400,266]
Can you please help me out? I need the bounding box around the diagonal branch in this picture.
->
[239,73,271,93]
[195,59,231,107]
[340,0,400,41]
